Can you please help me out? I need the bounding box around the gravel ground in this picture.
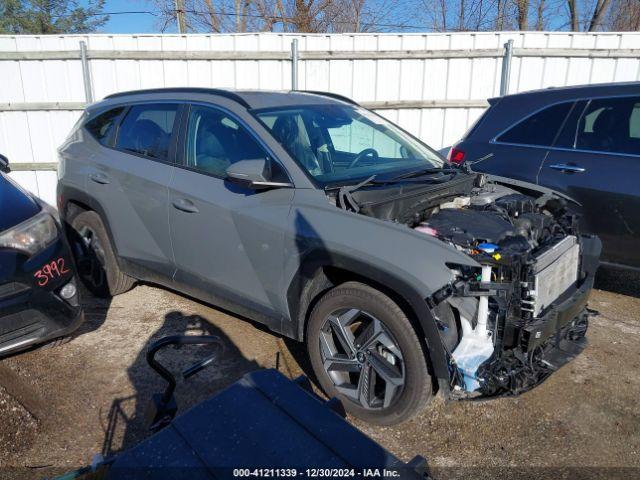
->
[0,269,638,479]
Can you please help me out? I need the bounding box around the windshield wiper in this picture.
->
[333,166,458,212]
[337,175,377,213]
[389,166,458,181]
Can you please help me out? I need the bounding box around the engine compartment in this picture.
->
[332,171,595,399]
[412,183,579,260]
[339,172,579,262]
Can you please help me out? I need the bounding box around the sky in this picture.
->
[97,0,571,34]
[97,0,428,34]
[101,0,172,34]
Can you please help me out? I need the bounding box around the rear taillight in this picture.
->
[448,147,466,164]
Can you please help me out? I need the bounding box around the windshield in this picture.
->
[254,104,444,186]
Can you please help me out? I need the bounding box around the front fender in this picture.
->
[283,190,480,380]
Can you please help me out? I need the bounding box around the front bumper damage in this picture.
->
[442,234,602,400]
[0,231,84,356]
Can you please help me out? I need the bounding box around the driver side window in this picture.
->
[186,105,282,178]
[185,106,290,182]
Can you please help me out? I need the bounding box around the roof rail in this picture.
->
[301,90,359,106]
[104,88,250,108]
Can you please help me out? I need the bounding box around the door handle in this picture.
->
[89,173,110,184]
[172,198,199,214]
[548,164,586,173]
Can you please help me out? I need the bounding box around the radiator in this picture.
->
[532,235,580,317]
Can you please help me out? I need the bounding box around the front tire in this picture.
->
[69,211,135,297]
[307,282,432,425]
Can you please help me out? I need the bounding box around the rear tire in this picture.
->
[306,281,432,425]
[69,211,135,297]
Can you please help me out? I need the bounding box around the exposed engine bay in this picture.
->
[330,170,600,399]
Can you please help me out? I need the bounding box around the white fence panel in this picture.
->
[0,32,639,205]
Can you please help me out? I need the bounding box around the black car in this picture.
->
[449,82,640,270]
[0,154,83,355]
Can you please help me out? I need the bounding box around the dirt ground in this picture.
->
[0,268,639,479]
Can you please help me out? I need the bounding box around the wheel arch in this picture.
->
[58,185,124,268]
[287,252,450,383]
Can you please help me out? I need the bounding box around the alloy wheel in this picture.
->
[75,226,108,291]
[319,308,405,410]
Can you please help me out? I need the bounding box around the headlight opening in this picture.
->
[0,212,58,256]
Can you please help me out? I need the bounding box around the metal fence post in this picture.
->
[291,38,299,90]
[79,41,93,103]
[500,39,514,96]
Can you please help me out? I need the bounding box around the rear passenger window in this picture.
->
[574,97,640,155]
[85,107,124,145]
[116,104,179,160]
[185,105,288,181]
[497,102,573,147]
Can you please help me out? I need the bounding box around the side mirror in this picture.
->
[0,154,9,173]
[225,158,293,191]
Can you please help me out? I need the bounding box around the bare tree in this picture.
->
[153,0,409,33]
[421,0,510,32]
[496,0,506,28]
[514,0,529,28]
[421,0,449,31]
[606,0,640,30]
[565,0,613,30]
[323,0,394,32]
[150,0,258,32]
[535,0,545,29]
[152,0,630,33]
[566,0,579,29]
[439,0,449,30]
[588,0,613,30]
[457,0,466,29]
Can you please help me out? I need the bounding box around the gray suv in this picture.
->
[57,88,601,424]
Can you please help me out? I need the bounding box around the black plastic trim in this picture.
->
[104,88,251,108]
[300,90,359,105]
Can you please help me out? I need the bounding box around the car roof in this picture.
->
[469,81,640,140]
[93,88,357,112]
[494,81,640,103]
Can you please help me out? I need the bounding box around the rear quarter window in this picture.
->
[85,107,125,146]
[496,102,574,147]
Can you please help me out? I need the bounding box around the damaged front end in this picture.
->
[442,230,600,399]
[424,181,601,399]
[332,171,601,399]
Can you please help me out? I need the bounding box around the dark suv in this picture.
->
[0,155,83,355]
[449,82,640,270]
[58,88,600,424]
